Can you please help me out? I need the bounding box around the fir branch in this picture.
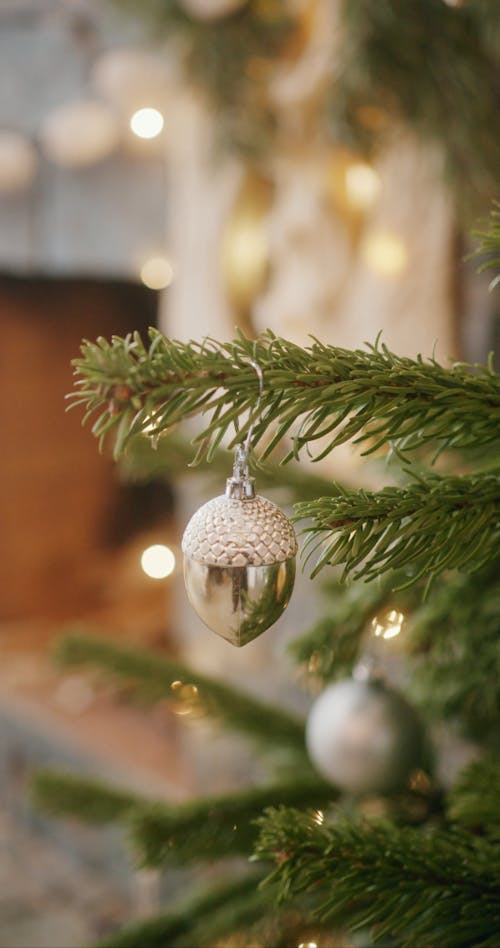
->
[69,331,500,463]
[56,631,306,756]
[129,779,336,867]
[407,558,500,740]
[296,473,500,582]
[96,873,267,948]
[33,767,335,867]
[473,201,500,290]
[32,771,140,823]
[447,758,500,839]
[332,0,500,209]
[255,807,500,948]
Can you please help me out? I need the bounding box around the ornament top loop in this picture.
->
[225,357,264,501]
[242,358,264,462]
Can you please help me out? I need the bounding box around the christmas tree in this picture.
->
[33,2,500,945]
[34,234,500,944]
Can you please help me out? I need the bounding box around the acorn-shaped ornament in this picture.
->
[182,446,297,646]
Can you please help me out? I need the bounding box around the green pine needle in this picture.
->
[69,331,500,463]
[296,473,500,583]
[255,806,500,948]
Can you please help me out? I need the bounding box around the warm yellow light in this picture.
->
[140,255,174,290]
[140,544,176,579]
[130,107,164,139]
[312,809,324,825]
[298,942,318,948]
[345,162,381,210]
[371,609,405,640]
[362,232,407,276]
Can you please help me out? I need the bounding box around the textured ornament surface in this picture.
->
[182,493,298,567]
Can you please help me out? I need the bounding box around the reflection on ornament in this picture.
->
[371,609,405,640]
[306,678,426,795]
[40,101,120,168]
[140,255,175,290]
[362,232,407,277]
[130,108,164,139]
[179,0,247,20]
[141,544,176,579]
[220,170,273,317]
[0,131,38,194]
[345,161,380,211]
[91,48,172,111]
[182,451,297,647]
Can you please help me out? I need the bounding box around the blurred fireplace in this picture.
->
[0,274,158,621]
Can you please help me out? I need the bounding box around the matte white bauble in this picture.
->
[91,48,173,111]
[306,679,426,795]
[0,131,38,193]
[179,0,247,21]
[40,101,120,168]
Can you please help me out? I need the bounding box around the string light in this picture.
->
[140,255,175,290]
[140,544,176,579]
[371,609,405,639]
[312,809,324,825]
[170,680,203,717]
[130,107,164,139]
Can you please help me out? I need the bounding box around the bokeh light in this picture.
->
[140,255,174,290]
[130,107,164,139]
[140,544,176,579]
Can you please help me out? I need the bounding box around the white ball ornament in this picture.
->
[306,678,426,795]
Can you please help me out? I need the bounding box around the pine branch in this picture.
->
[473,200,500,290]
[255,807,500,948]
[296,473,500,582]
[33,767,336,867]
[32,771,140,822]
[56,631,306,756]
[447,758,500,839]
[333,0,499,209]
[128,778,336,867]
[96,873,267,948]
[69,331,500,462]
[407,558,500,740]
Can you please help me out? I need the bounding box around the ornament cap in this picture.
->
[225,475,255,500]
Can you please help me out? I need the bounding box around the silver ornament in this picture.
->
[306,678,426,795]
[182,447,297,647]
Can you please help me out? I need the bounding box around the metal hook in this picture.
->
[242,359,264,460]
[228,358,264,496]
